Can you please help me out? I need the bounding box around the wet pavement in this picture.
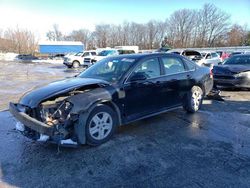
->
[0,61,82,110]
[0,61,250,187]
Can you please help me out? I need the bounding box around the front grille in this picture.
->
[84,58,91,63]
[214,75,235,79]
[212,68,233,75]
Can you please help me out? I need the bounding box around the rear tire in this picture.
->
[183,86,203,113]
[72,61,80,68]
[86,104,118,146]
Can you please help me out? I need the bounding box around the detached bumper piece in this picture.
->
[9,102,54,136]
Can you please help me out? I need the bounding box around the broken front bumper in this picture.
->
[9,102,54,136]
[214,77,250,88]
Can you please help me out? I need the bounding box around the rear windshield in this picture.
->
[183,51,201,56]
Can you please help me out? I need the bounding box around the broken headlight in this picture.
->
[235,71,250,78]
[40,100,73,127]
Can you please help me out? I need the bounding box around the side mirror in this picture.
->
[129,72,147,82]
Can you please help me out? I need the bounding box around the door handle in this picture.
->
[170,79,178,82]
[156,81,161,85]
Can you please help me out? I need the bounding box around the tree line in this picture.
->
[0,3,250,54]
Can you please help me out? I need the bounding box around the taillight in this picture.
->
[210,69,213,79]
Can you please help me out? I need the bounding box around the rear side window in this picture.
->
[183,58,196,70]
[118,50,135,54]
[83,52,90,56]
[91,52,96,55]
[161,57,185,75]
[211,53,219,58]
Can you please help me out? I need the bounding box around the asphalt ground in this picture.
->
[0,61,250,187]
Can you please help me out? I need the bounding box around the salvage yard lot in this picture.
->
[0,61,250,187]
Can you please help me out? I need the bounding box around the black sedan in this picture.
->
[15,54,39,62]
[9,53,213,146]
[213,54,250,89]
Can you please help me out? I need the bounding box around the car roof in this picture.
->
[107,53,181,60]
[231,54,250,57]
[200,51,218,53]
[167,49,199,53]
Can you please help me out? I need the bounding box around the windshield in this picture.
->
[75,52,83,56]
[78,57,137,83]
[98,50,118,56]
[224,55,250,65]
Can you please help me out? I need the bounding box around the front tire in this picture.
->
[86,104,118,146]
[183,86,203,113]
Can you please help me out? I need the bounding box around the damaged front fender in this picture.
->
[67,87,112,114]
[68,87,119,144]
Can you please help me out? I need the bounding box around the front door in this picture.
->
[122,57,162,121]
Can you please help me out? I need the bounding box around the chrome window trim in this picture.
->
[123,55,196,85]
[124,69,195,85]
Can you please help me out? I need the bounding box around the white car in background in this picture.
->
[84,48,137,64]
[84,49,120,64]
[198,51,221,67]
[63,50,97,68]
[167,49,203,63]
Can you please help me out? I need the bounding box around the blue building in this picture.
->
[39,41,84,54]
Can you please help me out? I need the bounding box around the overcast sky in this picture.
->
[0,0,250,40]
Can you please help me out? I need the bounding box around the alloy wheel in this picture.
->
[191,90,202,111]
[89,112,113,140]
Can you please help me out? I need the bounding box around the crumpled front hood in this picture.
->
[19,77,109,108]
[213,65,250,74]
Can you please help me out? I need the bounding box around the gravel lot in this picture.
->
[0,61,250,187]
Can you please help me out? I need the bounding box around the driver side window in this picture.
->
[130,58,161,80]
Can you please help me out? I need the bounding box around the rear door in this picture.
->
[158,56,194,108]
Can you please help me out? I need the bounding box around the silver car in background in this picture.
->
[198,51,221,67]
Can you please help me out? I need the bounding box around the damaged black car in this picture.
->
[10,53,213,146]
[213,54,250,89]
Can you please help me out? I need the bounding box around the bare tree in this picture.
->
[0,29,3,38]
[4,26,37,54]
[197,4,230,47]
[165,4,231,48]
[40,4,250,51]
[245,31,250,46]
[46,24,63,41]
[93,24,112,48]
[66,29,91,49]
[166,9,197,48]
[226,24,245,46]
